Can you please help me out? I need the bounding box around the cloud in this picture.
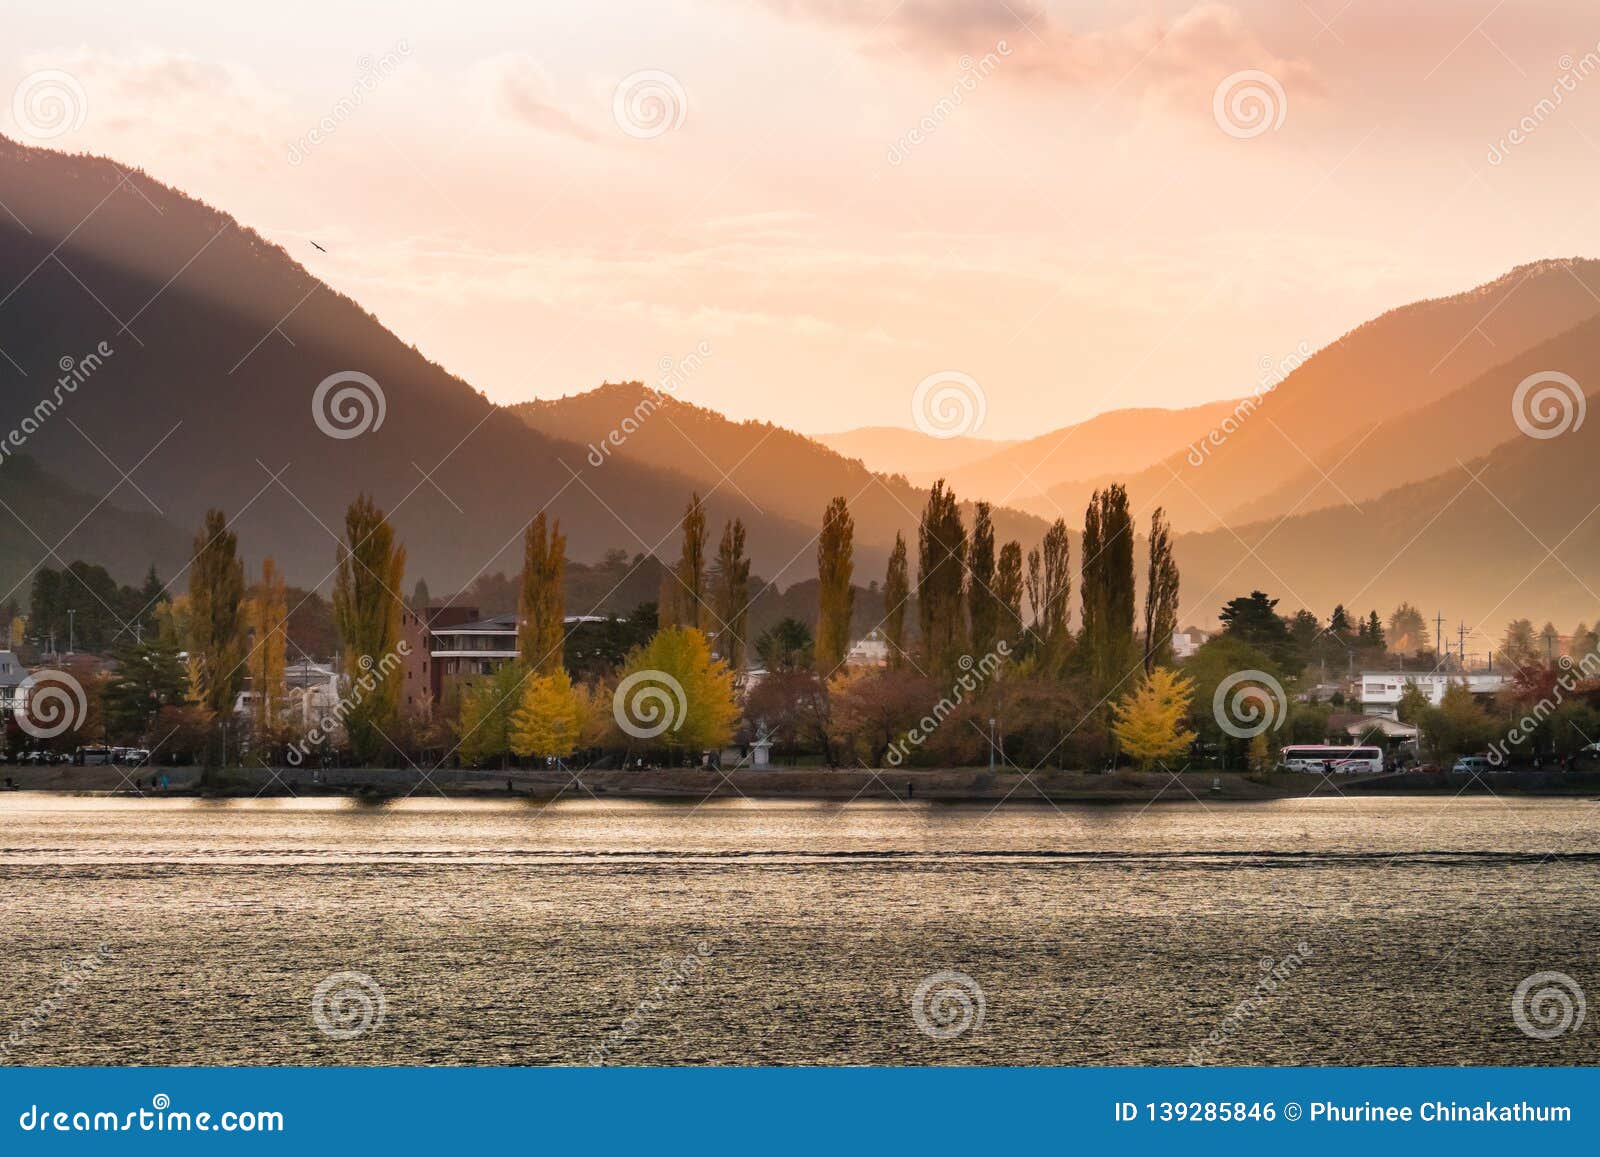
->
[762,1,1320,107]
[470,53,598,141]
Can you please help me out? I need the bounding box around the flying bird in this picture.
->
[310,240,327,253]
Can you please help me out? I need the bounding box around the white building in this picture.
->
[846,629,890,668]
[1359,671,1506,719]
[1172,629,1208,660]
[0,651,24,712]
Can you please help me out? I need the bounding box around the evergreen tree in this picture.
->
[188,508,246,717]
[815,496,855,671]
[883,532,910,671]
[1387,602,1429,656]
[1363,610,1384,651]
[916,481,967,676]
[756,618,814,671]
[1142,507,1180,673]
[331,494,407,764]
[410,578,432,609]
[711,519,751,669]
[517,512,566,675]
[1329,604,1353,639]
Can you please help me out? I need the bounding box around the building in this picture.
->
[845,629,890,668]
[401,604,482,707]
[1359,671,1506,719]
[1172,628,1209,660]
[0,651,23,713]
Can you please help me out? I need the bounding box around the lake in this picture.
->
[1,793,1596,1065]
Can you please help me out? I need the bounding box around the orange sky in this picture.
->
[9,0,1600,436]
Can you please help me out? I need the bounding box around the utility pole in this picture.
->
[1458,621,1467,671]
[67,608,75,654]
[1434,610,1445,667]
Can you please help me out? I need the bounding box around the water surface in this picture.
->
[2,794,1596,1065]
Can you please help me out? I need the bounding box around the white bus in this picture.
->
[1279,745,1384,774]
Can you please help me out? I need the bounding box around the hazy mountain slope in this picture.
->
[0,456,192,601]
[509,382,1049,553]
[941,399,1244,514]
[0,137,834,591]
[1042,259,1600,532]
[1171,408,1600,634]
[1227,312,1600,525]
[812,426,1019,482]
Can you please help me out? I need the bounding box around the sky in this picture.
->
[8,0,1600,438]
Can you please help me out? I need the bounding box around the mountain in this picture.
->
[1043,259,1600,532]
[0,136,844,594]
[812,427,1018,483]
[937,400,1244,514]
[1227,310,1600,525]
[1171,391,1600,635]
[509,382,1048,557]
[0,455,192,602]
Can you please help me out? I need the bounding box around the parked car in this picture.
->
[78,745,114,766]
[1451,755,1497,775]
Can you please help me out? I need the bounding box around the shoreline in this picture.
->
[6,765,1600,802]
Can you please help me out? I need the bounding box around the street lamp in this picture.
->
[988,716,998,773]
[67,609,75,654]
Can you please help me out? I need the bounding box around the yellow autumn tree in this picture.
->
[614,627,738,752]
[1112,666,1197,769]
[509,667,581,764]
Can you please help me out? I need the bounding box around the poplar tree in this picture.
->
[816,496,855,671]
[883,532,910,670]
[1037,518,1071,665]
[249,556,288,733]
[1081,484,1136,697]
[917,481,967,677]
[995,541,1024,639]
[332,494,407,765]
[1141,507,1180,673]
[188,508,246,717]
[968,502,998,659]
[518,512,566,674]
[673,492,709,631]
[711,519,751,668]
